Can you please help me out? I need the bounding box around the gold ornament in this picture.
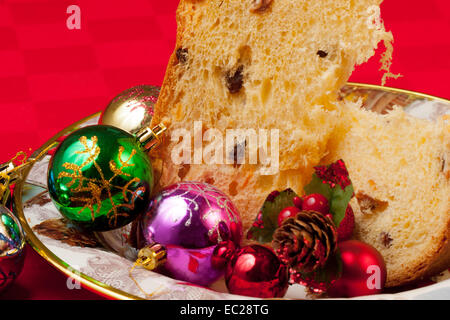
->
[99,85,160,135]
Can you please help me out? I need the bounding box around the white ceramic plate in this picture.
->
[14,83,450,300]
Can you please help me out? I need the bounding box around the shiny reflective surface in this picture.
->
[225,244,289,298]
[99,85,159,135]
[142,182,242,249]
[47,125,153,231]
[0,205,26,293]
[162,244,225,286]
[211,240,237,269]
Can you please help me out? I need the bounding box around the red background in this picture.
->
[0,0,449,299]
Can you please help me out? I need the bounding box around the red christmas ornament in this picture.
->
[211,240,237,270]
[328,240,387,298]
[225,244,289,298]
[277,206,301,226]
[336,205,355,242]
[302,193,330,215]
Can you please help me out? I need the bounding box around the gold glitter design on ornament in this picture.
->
[162,182,240,242]
[57,136,145,228]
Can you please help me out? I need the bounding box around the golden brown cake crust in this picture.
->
[392,218,450,287]
[384,224,450,287]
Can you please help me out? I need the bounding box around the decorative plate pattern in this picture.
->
[14,84,450,300]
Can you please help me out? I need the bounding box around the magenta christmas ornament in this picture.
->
[162,244,225,286]
[142,182,242,249]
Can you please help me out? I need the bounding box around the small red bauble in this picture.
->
[336,205,355,242]
[327,240,387,298]
[277,206,301,226]
[225,244,289,298]
[302,193,329,215]
[293,196,303,209]
[211,240,237,270]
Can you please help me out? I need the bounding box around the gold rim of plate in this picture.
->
[13,83,450,300]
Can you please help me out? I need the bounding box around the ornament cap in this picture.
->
[136,123,167,152]
[0,162,16,205]
[135,243,167,271]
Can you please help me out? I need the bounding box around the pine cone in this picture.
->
[272,210,337,273]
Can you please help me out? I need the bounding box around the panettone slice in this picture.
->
[322,104,450,287]
[150,0,394,232]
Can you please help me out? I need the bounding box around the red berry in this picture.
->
[277,206,301,226]
[293,196,303,209]
[336,205,355,241]
[302,193,329,215]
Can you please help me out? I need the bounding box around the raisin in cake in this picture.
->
[322,104,450,287]
[150,0,393,232]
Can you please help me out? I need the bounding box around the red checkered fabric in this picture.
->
[0,0,177,160]
[0,0,448,299]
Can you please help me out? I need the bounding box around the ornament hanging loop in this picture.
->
[129,243,167,299]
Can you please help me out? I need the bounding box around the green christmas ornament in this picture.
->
[47,123,166,231]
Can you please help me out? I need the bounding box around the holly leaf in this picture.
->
[329,184,354,227]
[247,188,299,243]
[304,160,354,228]
[304,174,332,199]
